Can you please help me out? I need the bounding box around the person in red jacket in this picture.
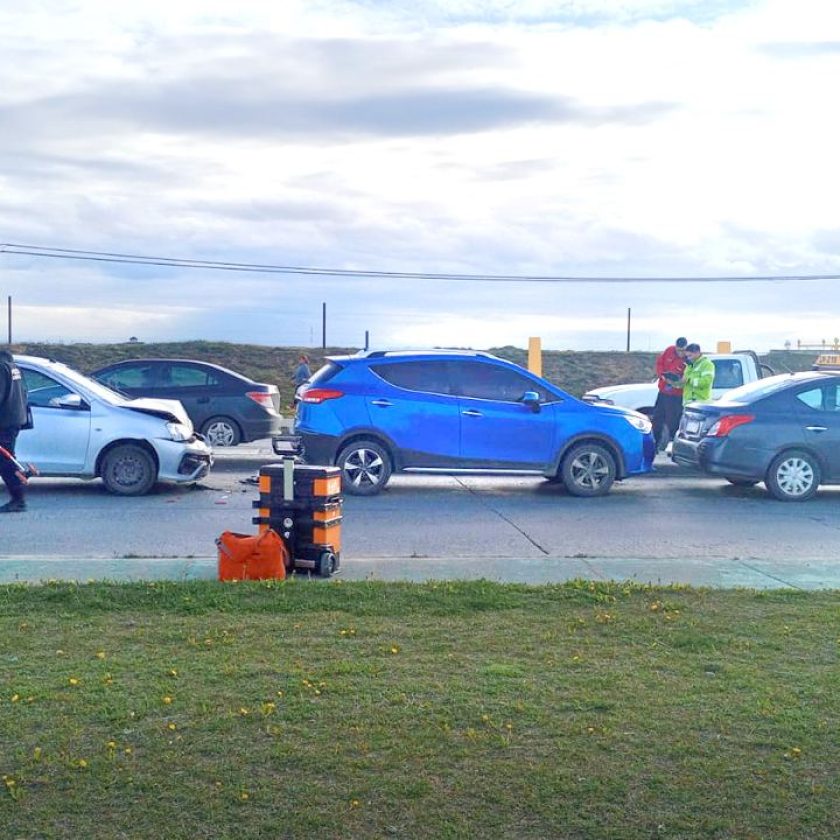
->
[651,337,687,451]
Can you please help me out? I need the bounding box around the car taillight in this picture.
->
[247,391,276,410]
[301,388,344,404]
[707,414,755,437]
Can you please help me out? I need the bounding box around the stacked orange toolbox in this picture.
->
[252,461,341,577]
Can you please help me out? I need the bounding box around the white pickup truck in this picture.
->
[583,351,774,416]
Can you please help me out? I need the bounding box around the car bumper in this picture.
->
[155,438,214,483]
[239,415,287,444]
[672,436,766,480]
[620,431,656,477]
[293,431,340,466]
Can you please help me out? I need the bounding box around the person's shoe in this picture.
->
[0,498,26,513]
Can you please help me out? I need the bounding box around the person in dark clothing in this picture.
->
[293,355,311,387]
[651,337,687,451]
[0,349,30,513]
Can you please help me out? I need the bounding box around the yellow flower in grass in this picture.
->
[239,791,250,801]
[162,696,173,705]
[390,645,400,655]
[96,651,106,660]
[167,723,177,731]
[68,677,80,686]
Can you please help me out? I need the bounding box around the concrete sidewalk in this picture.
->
[1,553,838,589]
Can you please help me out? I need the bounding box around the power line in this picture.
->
[2,241,838,283]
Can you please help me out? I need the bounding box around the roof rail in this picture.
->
[361,349,494,359]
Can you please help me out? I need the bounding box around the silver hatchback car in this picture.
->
[14,355,213,495]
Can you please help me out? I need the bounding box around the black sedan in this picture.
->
[672,372,840,501]
[91,359,284,447]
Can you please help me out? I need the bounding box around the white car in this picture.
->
[14,355,213,495]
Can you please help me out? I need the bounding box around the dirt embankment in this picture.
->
[15,341,816,406]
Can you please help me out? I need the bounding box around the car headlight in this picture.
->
[623,414,652,435]
[166,422,192,442]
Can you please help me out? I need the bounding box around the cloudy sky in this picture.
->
[1,0,839,352]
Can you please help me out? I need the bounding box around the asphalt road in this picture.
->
[2,449,838,577]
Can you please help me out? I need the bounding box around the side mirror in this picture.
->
[51,393,86,410]
[522,391,541,413]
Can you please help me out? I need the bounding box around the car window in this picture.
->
[370,361,452,395]
[712,359,744,389]
[163,365,219,388]
[720,374,804,404]
[308,362,340,386]
[451,361,551,403]
[796,385,840,412]
[100,365,157,390]
[21,369,73,408]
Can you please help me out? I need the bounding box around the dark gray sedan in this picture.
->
[91,359,284,447]
[672,372,840,501]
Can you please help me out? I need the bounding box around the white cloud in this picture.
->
[1,0,839,352]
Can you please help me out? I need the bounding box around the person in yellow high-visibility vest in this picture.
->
[681,343,715,404]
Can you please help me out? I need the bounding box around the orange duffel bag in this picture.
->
[216,529,289,581]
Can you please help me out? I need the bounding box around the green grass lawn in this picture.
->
[1,579,838,839]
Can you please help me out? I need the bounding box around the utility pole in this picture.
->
[321,302,326,349]
[626,307,631,352]
[364,330,369,351]
[7,296,11,345]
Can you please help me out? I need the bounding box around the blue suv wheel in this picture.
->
[337,439,393,496]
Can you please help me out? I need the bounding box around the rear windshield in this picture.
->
[717,374,803,405]
[308,362,341,387]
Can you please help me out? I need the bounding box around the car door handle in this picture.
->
[370,399,393,407]
[805,425,827,432]
[462,409,483,417]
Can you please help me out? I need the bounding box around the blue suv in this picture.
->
[286,350,655,496]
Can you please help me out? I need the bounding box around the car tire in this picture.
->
[561,442,617,497]
[101,444,158,496]
[725,477,759,487]
[201,416,242,447]
[337,439,392,496]
[765,450,821,502]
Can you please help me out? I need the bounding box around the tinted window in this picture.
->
[797,385,840,412]
[371,361,452,394]
[309,362,340,386]
[21,369,72,407]
[162,365,220,388]
[712,359,744,389]
[452,361,551,402]
[720,375,806,404]
[100,364,157,390]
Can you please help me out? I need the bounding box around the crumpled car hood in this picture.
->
[124,398,192,429]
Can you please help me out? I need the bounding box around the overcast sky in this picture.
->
[1,0,839,352]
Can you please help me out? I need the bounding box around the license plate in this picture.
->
[685,419,701,434]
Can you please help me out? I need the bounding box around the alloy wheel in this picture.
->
[343,447,385,489]
[569,451,611,490]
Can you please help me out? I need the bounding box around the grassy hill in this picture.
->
[13,341,817,406]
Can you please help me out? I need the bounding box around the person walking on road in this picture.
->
[652,336,687,450]
[0,349,30,513]
[293,354,311,387]
[681,343,716,405]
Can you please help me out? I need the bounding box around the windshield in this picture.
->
[717,374,803,405]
